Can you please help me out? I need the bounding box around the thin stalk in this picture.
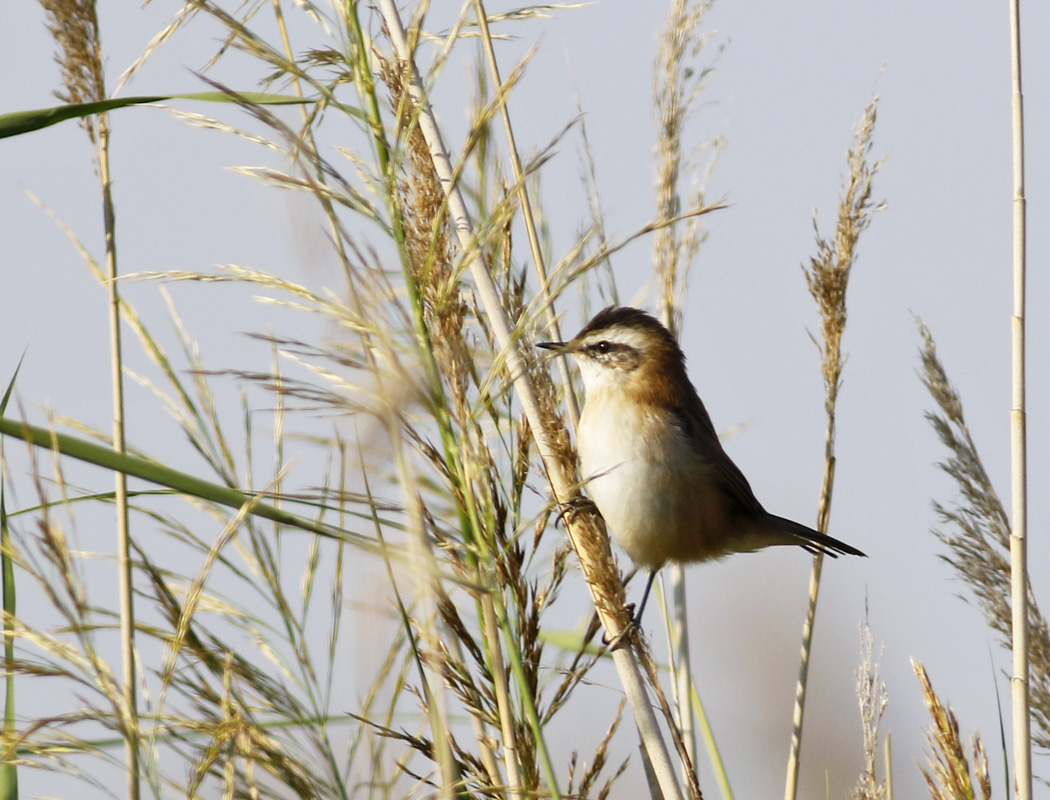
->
[651,0,717,780]
[466,11,628,784]
[0,484,15,800]
[785,96,881,799]
[271,0,358,293]
[269,13,494,784]
[784,463,833,800]
[658,289,698,787]
[389,423,457,800]
[0,371,17,799]
[39,0,140,790]
[376,3,685,799]
[471,0,579,428]
[663,567,697,776]
[98,109,140,800]
[347,16,525,787]
[690,680,733,800]
[1007,0,1030,797]
[344,13,512,783]
[355,3,476,559]
[489,586,561,799]
[885,732,893,800]
[480,594,524,800]
[456,488,528,788]
[380,8,546,784]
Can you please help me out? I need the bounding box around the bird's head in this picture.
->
[537,306,689,404]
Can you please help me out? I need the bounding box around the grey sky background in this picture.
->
[2,1,1049,798]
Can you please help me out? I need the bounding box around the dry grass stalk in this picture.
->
[379,50,557,798]
[377,3,688,798]
[649,0,724,787]
[38,2,140,797]
[853,622,889,800]
[652,0,722,340]
[471,0,582,429]
[785,95,884,800]
[919,321,1050,760]
[339,9,636,797]
[913,659,991,800]
[632,634,704,800]
[1007,0,1031,795]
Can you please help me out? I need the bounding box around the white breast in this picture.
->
[576,392,699,569]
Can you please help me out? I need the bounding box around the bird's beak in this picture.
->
[536,341,568,354]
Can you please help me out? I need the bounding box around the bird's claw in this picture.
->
[601,603,638,651]
[554,495,598,528]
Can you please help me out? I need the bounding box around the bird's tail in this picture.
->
[764,513,866,558]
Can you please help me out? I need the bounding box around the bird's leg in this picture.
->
[601,570,658,650]
[632,570,658,627]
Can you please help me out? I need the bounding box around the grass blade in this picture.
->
[0,91,326,139]
[0,483,16,800]
[0,414,373,548]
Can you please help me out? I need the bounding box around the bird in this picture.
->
[537,306,865,625]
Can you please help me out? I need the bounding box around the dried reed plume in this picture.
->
[804,96,885,412]
[786,95,884,800]
[913,659,992,800]
[652,0,722,340]
[853,622,889,800]
[919,321,1050,754]
[40,0,105,139]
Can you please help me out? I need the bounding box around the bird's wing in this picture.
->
[707,442,766,516]
[671,394,766,517]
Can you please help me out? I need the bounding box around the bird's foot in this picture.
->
[554,495,598,528]
[601,603,639,651]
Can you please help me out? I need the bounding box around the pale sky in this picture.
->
[2,2,1049,798]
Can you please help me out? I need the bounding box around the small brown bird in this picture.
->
[538,306,864,622]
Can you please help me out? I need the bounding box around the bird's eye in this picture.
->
[593,341,611,355]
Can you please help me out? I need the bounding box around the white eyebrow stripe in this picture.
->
[580,326,647,351]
